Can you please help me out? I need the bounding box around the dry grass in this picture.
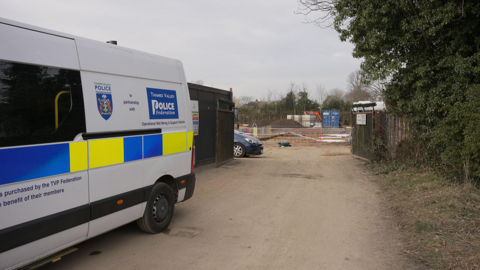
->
[370,162,480,269]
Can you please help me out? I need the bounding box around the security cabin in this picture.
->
[0,17,195,269]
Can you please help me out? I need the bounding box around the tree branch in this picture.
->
[296,0,336,28]
[408,0,430,50]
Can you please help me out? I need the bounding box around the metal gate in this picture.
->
[189,83,232,166]
[216,107,234,167]
[352,112,373,159]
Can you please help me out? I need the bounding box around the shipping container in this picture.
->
[322,110,340,128]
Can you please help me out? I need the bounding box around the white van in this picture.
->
[0,18,195,269]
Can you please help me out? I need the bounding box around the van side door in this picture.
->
[75,39,145,238]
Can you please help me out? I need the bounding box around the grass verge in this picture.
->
[369,161,480,269]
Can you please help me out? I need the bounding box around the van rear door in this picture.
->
[0,22,89,269]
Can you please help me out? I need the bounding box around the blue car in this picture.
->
[234,130,264,157]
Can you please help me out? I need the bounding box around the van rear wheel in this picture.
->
[137,182,175,234]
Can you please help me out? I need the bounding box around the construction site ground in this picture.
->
[47,141,422,270]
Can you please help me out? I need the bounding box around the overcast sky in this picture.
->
[0,0,361,100]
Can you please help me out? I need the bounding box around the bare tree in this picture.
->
[298,82,311,113]
[233,96,242,107]
[300,82,309,92]
[286,82,299,115]
[272,90,279,116]
[345,70,372,102]
[329,88,345,100]
[296,0,336,28]
[240,95,254,105]
[265,89,273,103]
[316,83,327,108]
[368,79,388,101]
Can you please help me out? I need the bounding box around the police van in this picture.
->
[0,17,195,269]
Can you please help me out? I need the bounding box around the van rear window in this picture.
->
[0,60,86,148]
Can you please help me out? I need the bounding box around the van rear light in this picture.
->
[191,139,195,173]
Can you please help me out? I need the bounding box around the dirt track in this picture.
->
[48,142,421,270]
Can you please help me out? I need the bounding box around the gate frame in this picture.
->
[188,83,233,166]
[351,102,378,159]
[215,99,235,167]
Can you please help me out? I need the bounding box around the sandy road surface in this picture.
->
[48,142,420,270]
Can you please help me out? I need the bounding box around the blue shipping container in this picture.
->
[322,110,340,128]
[322,110,330,127]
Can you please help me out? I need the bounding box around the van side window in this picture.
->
[0,60,86,147]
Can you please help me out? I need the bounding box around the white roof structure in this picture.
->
[352,101,386,112]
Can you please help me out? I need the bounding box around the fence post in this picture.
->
[375,112,381,139]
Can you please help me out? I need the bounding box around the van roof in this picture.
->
[0,17,178,63]
[0,17,184,83]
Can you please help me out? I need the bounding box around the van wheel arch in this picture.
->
[155,175,178,201]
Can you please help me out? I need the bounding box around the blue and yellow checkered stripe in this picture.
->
[0,132,194,185]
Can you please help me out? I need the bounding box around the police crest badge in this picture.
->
[95,83,113,120]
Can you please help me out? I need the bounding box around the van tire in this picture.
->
[137,182,175,234]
